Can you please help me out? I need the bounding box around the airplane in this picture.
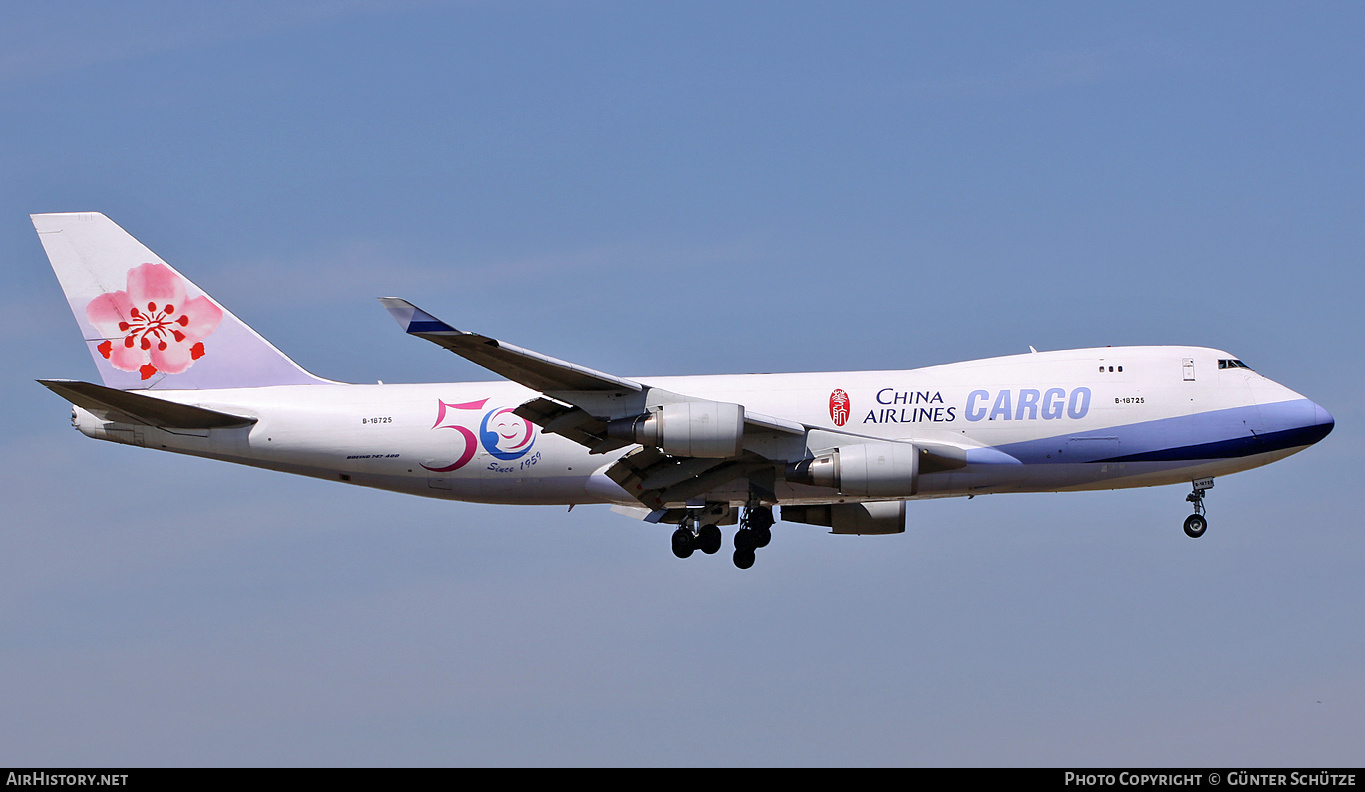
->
[32,212,1335,569]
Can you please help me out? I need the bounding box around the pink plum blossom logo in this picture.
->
[85,263,223,380]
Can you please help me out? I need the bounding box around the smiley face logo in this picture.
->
[479,407,536,460]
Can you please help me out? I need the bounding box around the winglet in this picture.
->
[379,298,460,335]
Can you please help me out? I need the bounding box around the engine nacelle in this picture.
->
[785,442,919,497]
[607,400,745,458]
[782,500,906,535]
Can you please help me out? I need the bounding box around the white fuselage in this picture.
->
[69,345,1333,509]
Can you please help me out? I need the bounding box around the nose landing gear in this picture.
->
[1183,478,1213,538]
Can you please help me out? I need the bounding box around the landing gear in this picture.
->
[671,527,695,559]
[665,502,774,569]
[697,523,722,555]
[672,522,722,557]
[733,505,774,569]
[1183,478,1213,539]
[668,504,729,560]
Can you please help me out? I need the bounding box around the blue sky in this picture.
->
[2,1,1362,766]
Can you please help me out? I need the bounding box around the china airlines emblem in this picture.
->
[85,262,223,380]
[829,389,851,427]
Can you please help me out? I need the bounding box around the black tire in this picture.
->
[751,525,772,549]
[1183,514,1208,539]
[734,527,755,552]
[733,548,756,570]
[698,524,722,555]
[672,527,696,558]
[749,507,775,531]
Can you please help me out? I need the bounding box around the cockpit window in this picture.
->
[1218,359,1253,370]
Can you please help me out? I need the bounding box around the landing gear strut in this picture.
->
[1183,478,1213,539]
[669,505,727,559]
[733,505,774,569]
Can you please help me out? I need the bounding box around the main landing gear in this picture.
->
[732,506,774,570]
[668,504,774,570]
[671,521,722,558]
[1183,478,1213,539]
[670,502,729,559]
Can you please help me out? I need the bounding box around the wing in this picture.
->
[380,299,971,510]
[380,298,814,508]
[379,298,641,395]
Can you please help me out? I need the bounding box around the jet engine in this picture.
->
[785,442,919,497]
[607,400,745,458]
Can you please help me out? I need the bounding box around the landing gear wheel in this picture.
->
[1183,514,1207,539]
[698,524,722,555]
[734,527,755,552]
[671,527,696,558]
[740,505,773,550]
[733,548,756,570]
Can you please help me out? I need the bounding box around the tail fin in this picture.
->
[32,212,330,390]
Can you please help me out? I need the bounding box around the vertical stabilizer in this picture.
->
[32,212,331,390]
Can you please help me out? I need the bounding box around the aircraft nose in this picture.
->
[1255,395,1333,452]
[1311,401,1334,442]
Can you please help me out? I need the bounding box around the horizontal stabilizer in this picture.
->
[38,379,257,429]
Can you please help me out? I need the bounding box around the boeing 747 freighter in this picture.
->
[33,213,1334,568]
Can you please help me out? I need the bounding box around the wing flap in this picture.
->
[511,397,635,454]
[605,446,771,509]
[513,397,607,446]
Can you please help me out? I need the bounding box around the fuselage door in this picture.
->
[424,460,453,490]
[1182,358,1196,381]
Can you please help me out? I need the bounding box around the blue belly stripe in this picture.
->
[987,399,1328,464]
[1095,421,1332,462]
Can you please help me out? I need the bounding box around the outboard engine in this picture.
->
[607,401,745,458]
